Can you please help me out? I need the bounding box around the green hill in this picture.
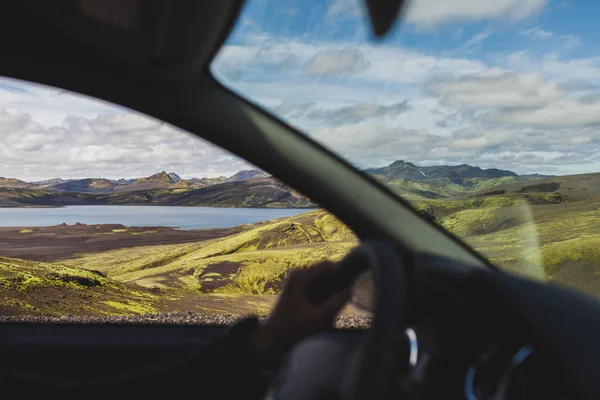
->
[0,256,159,316]
[0,210,356,316]
[51,178,118,193]
[0,177,35,189]
[60,210,356,294]
[405,186,600,296]
[468,172,600,201]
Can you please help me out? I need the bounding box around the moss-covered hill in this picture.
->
[0,210,357,316]
[61,210,357,294]
[409,189,600,296]
[3,170,600,316]
[0,256,160,316]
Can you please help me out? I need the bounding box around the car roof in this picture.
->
[17,1,242,80]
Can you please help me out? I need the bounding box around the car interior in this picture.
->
[1,1,600,399]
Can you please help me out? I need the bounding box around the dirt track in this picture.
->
[0,313,371,328]
[0,223,246,261]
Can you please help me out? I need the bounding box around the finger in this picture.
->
[304,260,336,277]
[288,261,336,287]
[316,288,351,318]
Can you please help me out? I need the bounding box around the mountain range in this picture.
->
[363,160,518,180]
[0,170,271,193]
[0,161,559,208]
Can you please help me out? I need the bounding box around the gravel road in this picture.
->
[0,312,371,329]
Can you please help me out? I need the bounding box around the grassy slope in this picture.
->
[469,172,600,201]
[462,199,600,282]
[413,190,600,296]
[0,256,160,316]
[0,210,355,316]
[3,171,600,316]
[375,175,535,201]
[62,210,357,295]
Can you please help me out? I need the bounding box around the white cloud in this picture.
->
[521,26,554,39]
[504,52,600,83]
[306,48,369,75]
[4,0,600,181]
[212,28,600,174]
[274,100,410,124]
[494,100,600,128]
[0,108,252,181]
[423,72,600,130]
[425,73,563,109]
[463,31,490,50]
[404,0,547,28]
[325,0,547,29]
[0,78,124,126]
[520,26,579,49]
[327,0,363,19]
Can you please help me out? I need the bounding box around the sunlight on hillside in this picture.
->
[3,168,600,317]
[0,210,358,316]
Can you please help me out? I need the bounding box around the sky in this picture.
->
[3,0,600,180]
[213,0,600,176]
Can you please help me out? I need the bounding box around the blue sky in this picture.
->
[2,0,600,179]
[212,0,600,175]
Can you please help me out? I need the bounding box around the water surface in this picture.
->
[0,205,312,230]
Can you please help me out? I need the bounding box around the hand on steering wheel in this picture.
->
[251,261,351,361]
[257,240,408,400]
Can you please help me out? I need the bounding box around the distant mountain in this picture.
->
[364,160,517,181]
[30,170,271,193]
[227,170,269,182]
[188,177,227,188]
[520,173,556,179]
[168,172,181,183]
[111,178,136,185]
[0,162,548,207]
[120,171,186,191]
[0,177,34,189]
[31,178,72,186]
[0,178,315,208]
[51,178,117,193]
[107,178,312,208]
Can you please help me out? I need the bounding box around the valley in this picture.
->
[1,160,600,318]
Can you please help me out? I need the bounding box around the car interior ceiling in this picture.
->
[1,1,600,399]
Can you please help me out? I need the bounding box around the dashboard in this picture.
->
[267,299,573,400]
[404,323,562,399]
[267,249,590,400]
[397,303,572,400]
[265,323,568,400]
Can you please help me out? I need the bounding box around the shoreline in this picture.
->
[0,222,251,262]
[0,204,319,210]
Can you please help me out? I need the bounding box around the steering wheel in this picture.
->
[264,239,410,400]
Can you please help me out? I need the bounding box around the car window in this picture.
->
[0,77,358,321]
[212,0,600,297]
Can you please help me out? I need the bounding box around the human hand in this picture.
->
[251,261,350,360]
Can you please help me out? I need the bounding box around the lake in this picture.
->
[0,206,312,230]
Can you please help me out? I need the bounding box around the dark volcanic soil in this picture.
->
[0,223,247,261]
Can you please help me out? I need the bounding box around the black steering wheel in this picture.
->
[264,239,410,400]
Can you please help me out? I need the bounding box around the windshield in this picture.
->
[212,0,600,296]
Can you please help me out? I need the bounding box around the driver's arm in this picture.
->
[133,261,350,399]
